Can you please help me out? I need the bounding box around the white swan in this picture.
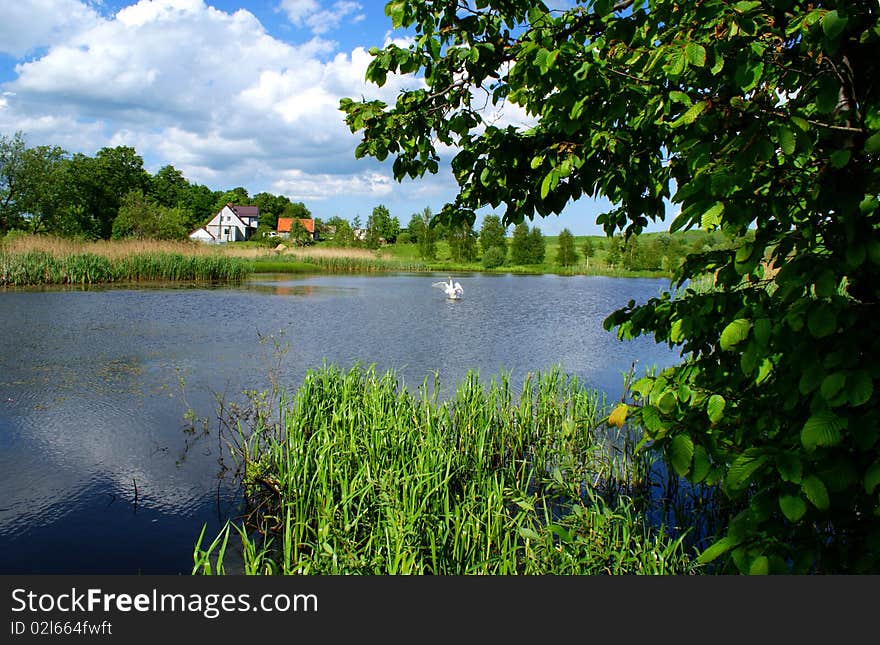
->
[432,276,464,299]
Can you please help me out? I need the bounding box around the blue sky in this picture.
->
[0,0,671,235]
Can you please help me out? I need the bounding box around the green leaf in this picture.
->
[691,445,711,483]
[800,411,845,451]
[807,303,837,338]
[662,47,686,77]
[801,475,830,511]
[540,169,557,199]
[829,149,851,168]
[820,372,846,401]
[865,132,880,155]
[755,358,773,385]
[707,394,726,424]
[641,404,664,433]
[657,390,677,414]
[847,370,874,406]
[799,363,825,394]
[816,76,841,114]
[822,10,848,41]
[700,201,725,229]
[748,555,769,575]
[670,100,708,129]
[727,452,767,490]
[733,1,761,12]
[668,91,692,106]
[864,462,880,494]
[777,126,795,156]
[776,454,802,483]
[720,318,751,351]
[670,434,694,476]
[669,318,685,343]
[697,536,738,564]
[779,495,807,521]
[753,318,771,348]
[685,43,707,68]
[518,526,541,541]
[385,1,406,28]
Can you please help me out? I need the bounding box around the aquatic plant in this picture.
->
[193,364,699,575]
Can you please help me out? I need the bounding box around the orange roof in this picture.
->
[277,218,315,234]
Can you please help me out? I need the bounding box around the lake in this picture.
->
[0,272,681,574]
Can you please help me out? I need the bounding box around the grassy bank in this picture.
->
[193,364,699,575]
[0,236,252,286]
[0,234,682,284]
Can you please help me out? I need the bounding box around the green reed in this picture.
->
[193,364,697,575]
[0,251,251,286]
[271,254,430,274]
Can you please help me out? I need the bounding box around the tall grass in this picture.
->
[0,236,252,286]
[255,246,430,274]
[193,364,697,575]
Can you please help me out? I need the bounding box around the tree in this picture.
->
[0,137,68,235]
[479,214,508,260]
[556,228,577,267]
[288,219,313,247]
[253,192,292,231]
[446,220,478,262]
[212,187,250,214]
[111,189,188,240]
[181,183,217,229]
[412,207,437,261]
[528,226,545,264]
[0,131,27,235]
[151,165,190,209]
[342,2,880,572]
[582,238,596,261]
[366,204,400,246]
[327,216,355,246]
[92,146,151,238]
[510,222,532,265]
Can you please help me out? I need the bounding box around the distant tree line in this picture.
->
[0,131,314,242]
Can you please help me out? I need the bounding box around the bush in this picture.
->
[482,245,506,269]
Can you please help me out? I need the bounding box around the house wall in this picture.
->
[204,205,254,243]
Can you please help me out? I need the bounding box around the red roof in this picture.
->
[277,218,315,234]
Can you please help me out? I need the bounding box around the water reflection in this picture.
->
[0,272,681,573]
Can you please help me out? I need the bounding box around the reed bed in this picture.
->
[194,365,696,575]
[0,250,251,286]
[1,234,223,259]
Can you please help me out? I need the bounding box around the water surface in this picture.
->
[0,272,681,573]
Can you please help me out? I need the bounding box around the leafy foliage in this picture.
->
[479,214,508,260]
[556,227,578,266]
[341,0,880,572]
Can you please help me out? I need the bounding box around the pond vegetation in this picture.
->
[192,363,705,575]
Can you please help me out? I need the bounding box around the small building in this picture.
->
[276,217,318,241]
[190,204,260,243]
[189,227,215,243]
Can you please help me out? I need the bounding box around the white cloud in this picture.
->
[279,0,364,36]
[0,0,101,57]
[272,168,393,201]
[1,0,430,203]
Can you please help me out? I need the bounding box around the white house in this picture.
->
[189,227,215,243]
[190,204,260,243]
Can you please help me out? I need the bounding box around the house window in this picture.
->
[223,228,229,235]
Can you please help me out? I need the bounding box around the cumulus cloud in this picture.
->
[0,0,101,57]
[1,0,435,206]
[278,0,364,36]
